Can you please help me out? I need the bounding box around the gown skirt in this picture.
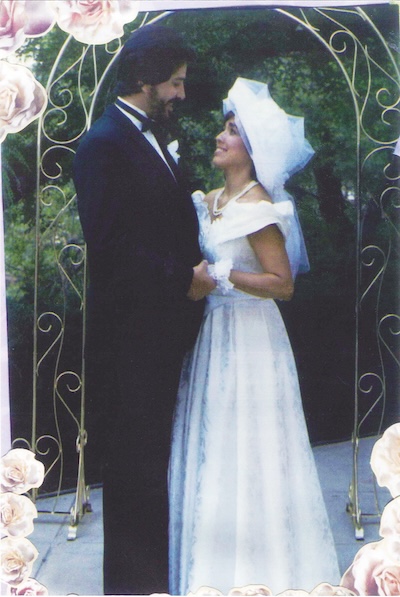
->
[168,294,341,595]
[169,197,340,595]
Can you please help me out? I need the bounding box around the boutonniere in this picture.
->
[167,139,180,163]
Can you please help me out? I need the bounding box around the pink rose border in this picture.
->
[0,1,398,595]
[0,0,142,143]
[2,425,399,595]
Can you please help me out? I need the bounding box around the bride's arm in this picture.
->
[229,224,294,301]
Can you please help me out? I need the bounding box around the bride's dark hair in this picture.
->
[114,25,195,96]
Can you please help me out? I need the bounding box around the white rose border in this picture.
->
[0,447,47,596]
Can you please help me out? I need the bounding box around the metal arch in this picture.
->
[13,5,399,540]
[275,4,399,539]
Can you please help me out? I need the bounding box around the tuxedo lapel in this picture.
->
[107,105,182,189]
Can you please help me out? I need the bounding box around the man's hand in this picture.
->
[187,260,216,301]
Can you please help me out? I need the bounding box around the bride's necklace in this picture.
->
[212,180,259,217]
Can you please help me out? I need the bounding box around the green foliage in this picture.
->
[4,203,36,302]
[4,6,399,447]
[179,110,225,192]
[2,123,38,219]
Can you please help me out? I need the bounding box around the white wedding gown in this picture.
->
[168,193,341,595]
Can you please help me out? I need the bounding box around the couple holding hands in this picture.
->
[73,24,340,597]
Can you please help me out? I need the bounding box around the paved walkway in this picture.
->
[26,436,391,596]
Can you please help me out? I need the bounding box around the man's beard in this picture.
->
[148,88,178,123]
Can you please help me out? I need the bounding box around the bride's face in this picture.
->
[213,116,252,171]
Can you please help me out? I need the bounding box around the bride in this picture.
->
[168,77,341,595]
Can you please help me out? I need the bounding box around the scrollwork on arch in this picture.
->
[13,3,398,536]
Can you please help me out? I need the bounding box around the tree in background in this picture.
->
[3,7,398,485]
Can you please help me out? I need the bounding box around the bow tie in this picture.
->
[115,99,157,133]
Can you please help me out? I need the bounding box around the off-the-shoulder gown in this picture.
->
[168,192,340,595]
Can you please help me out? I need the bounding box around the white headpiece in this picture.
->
[223,77,314,277]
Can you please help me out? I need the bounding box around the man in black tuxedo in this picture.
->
[73,24,215,595]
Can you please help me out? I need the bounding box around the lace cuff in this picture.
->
[208,259,234,295]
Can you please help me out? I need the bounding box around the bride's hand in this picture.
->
[187,260,216,301]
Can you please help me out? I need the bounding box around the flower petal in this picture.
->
[53,0,141,45]
[0,493,38,537]
[0,448,45,493]
[0,537,38,588]
[371,423,400,498]
[7,577,48,595]
[23,1,55,37]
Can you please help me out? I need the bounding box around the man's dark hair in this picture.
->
[114,24,196,96]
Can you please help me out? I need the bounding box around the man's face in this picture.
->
[146,63,187,121]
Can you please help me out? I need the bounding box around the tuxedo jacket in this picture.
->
[73,105,205,362]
